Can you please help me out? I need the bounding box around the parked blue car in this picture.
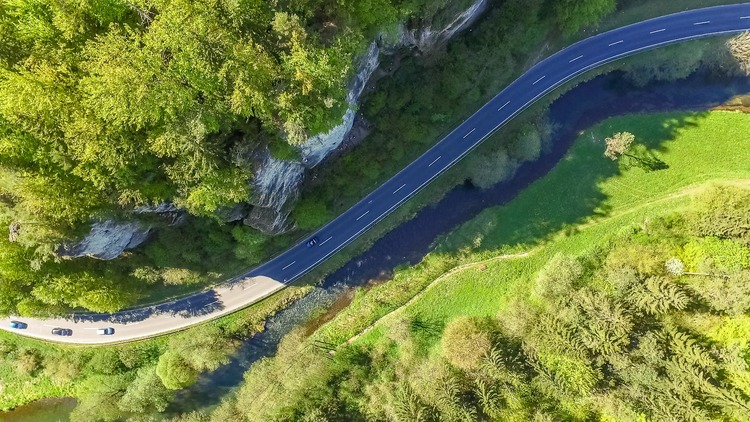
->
[9,321,27,329]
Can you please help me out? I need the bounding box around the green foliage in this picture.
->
[548,0,616,35]
[690,185,750,244]
[293,197,333,230]
[212,100,750,420]
[231,225,271,265]
[156,351,199,390]
[440,316,493,371]
[118,365,174,414]
[0,0,419,315]
[680,237,750,272]
[621,39,712,87]
[221,186,750,420]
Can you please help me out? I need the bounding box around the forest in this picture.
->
[0,0,617,316]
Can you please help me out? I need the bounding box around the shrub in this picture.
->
[156,351,199,390]
[15,348,40,375]
[160,267,204,285]
[690,186,750,244]
[440,316,493,371]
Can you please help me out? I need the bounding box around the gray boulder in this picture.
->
[58,220,152,260]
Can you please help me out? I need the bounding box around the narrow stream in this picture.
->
[6,69,750,420]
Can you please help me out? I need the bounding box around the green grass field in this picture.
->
[313,110,750,350]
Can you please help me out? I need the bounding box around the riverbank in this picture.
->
[313,110,750,346]
[211,109,750,419]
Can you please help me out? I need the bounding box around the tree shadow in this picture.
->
[73,290,224,323]
[445,108,710,254]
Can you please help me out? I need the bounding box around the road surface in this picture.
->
[4,3,750,344]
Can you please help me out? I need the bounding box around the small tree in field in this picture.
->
[604,132,636,161]
[727,32,750,75]
[604,132,667,172]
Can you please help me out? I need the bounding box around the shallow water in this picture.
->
[5,69,750,421]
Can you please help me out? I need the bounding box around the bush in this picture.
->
[467,149,516,189]
[160,267,204,285]
[440,316,493,371]
[293,198,333,230]
[156,351,199,390]
[533,253,584,301]
[15,348,40,375]
[690,186,750,244]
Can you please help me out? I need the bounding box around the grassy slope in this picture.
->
[313,110,750,348]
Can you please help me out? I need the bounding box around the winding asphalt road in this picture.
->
[4,3,750,344]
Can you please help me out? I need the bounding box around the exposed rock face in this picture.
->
[243,147,305,234]
[299,41,382,167]
[248,1,488,234]
[399,0,488,54]
[135,202,186,225]
[8,222,19,242]
[215,203,250,223]
[59,220,152,260]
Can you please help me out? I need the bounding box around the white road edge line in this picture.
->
[14,11,750,343]
[393,184,406,194]
[569,55,583,63]
[281,261,296,270]
[650,29,666,34]
[356,210,370,221]
[694,21,710,25]
[609,40,624,46]
[319,236,333,246]
[498,100,510,111]
[533,75,546,85]
[288,27,750,284]
[428,156,441,167]
[462,128,476,138]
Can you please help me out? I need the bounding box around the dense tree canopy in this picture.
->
[0,0,399,246]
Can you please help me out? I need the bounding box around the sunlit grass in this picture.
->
[334,110,750,351]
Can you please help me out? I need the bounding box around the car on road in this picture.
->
[9,321,27,329]
[97,327,115,335]
[306,236,319,248]
[51,328,72,336]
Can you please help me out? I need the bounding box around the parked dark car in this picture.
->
[306,236,319,248]
[51,328,72,336]
[9,321,27,329]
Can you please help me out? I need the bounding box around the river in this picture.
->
[5,69,750,421]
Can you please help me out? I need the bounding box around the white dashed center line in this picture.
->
[694,21,710,25]
[463,128,476,139]
[569,55,583,63]
[393,184,406,194]
[319,236,333,246]
[650,28,666,34]
[533,75,546,85]
[497,101,510,111]
[282,261,296,270]
[608,40,624,46]
[428,156,441,167]
[356,210,370,221]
